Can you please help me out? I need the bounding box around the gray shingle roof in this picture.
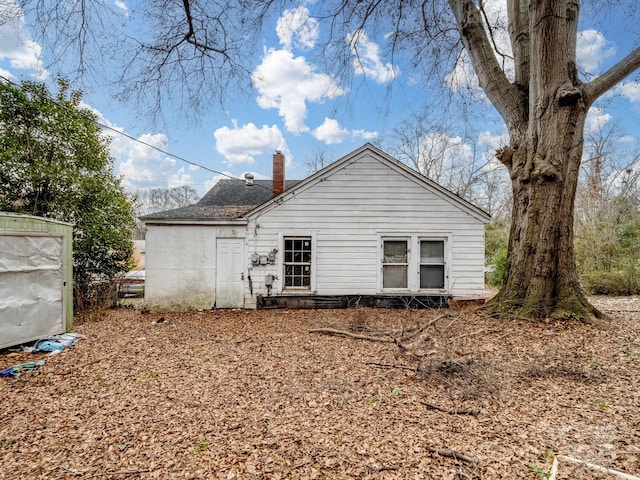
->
[141,179,300,220]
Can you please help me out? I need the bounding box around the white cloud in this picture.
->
[585,107,612,135]
[311,118,378,145]
[214,122,290,165]
[276,6,319,51]
[116,133,181,191]
[617,82,640,103]
[0,2,46,77]
[0,67,13,79]
[114,0,128,13]
[351,129,378,141]
[577,30,616,73]
[477,131,508,151]
[89,110,192,192]
[312,118,349,144]
[252,48,345,133]
[347,30,398,83]
[167,167,194,189]
[477,131,509,171]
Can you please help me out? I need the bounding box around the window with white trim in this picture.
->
[382,239,409,289]
[283,237,312,289]
[420,240,445,288]
[380,235,448,291]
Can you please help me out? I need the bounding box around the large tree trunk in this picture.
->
[487,106,602,320]
[448,0,639,320]
[484,0,601,320]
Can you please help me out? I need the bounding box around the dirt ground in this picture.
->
[1,297,639,480]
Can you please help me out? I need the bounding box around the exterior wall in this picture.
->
[245,152,487,304]
[144,223,245,310]
[0,213,73,347]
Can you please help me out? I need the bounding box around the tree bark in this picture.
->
[486,0,600,320]
[450,0,640,320]
[488,104,602,320]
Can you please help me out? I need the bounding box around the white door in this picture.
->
[216,238,245,308]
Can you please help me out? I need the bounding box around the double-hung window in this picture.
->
[420,240,445,289]
[381,236,447,291]
[283,237,312,289]
[382,240,409,289]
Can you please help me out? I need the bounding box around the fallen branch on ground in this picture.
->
[427,446,478,466]
[87,469,151,478]
[309,328,394,343]
[548,455,640,480]
[420,401,480,416]
[365,362,417,371]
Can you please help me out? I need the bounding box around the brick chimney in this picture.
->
[272,150,285,197]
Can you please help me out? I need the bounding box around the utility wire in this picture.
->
[0,75,274,193]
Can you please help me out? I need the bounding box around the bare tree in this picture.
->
[14,0,640,319]
[389,111,511,216]
[304,144,336,174]
[132,186,200,238]
[575,120,640,276]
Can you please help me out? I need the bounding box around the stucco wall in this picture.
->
[144,224,245,310]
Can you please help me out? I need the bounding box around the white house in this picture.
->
[141,144,490,310]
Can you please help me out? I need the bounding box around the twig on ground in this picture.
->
[309,328,394,343]
[555,455,640,480]
[365,362,417,371]
[58,357,106,375]
[420,401,481,416]
[87,469,151,478]
[427,446,478,466]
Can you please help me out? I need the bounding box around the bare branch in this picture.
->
[585,47,640,105]
[447,0,526,130]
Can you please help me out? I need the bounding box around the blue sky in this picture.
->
[1,1,639,198]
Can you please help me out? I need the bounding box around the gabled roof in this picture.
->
[142,143,491,224]
[246,143,491,223]
[140,179,300,221]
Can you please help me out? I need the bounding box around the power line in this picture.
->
[0,75,274,193]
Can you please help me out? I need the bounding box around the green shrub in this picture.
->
[486,246,508,286]
[581,270,640,295]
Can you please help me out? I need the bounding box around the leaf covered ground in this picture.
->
[1,297,639,479]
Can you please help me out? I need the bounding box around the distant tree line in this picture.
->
[132,186,200,239]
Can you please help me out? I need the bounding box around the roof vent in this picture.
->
[244,172,254,186]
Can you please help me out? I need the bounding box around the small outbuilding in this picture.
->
[0,213,73,349]
[142,144,491,310]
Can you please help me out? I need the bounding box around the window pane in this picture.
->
[420,241,444,263]
[420,265,444,288]
[284,236,311,289]
[383,241,408,263]
[383,265,407,288]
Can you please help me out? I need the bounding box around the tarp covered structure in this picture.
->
[0,213,73,349]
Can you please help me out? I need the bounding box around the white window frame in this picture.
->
[378,233,450,293]
[278,231,316,293]
[380,237,410,291]
[418,238,448,290]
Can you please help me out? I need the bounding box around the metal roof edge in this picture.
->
[0,211,74,227]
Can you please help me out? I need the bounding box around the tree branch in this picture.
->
[507,0,529,91]
[584,47,640,105]
[447,0,527,130]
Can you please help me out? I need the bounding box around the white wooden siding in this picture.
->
[246,152,486,300]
